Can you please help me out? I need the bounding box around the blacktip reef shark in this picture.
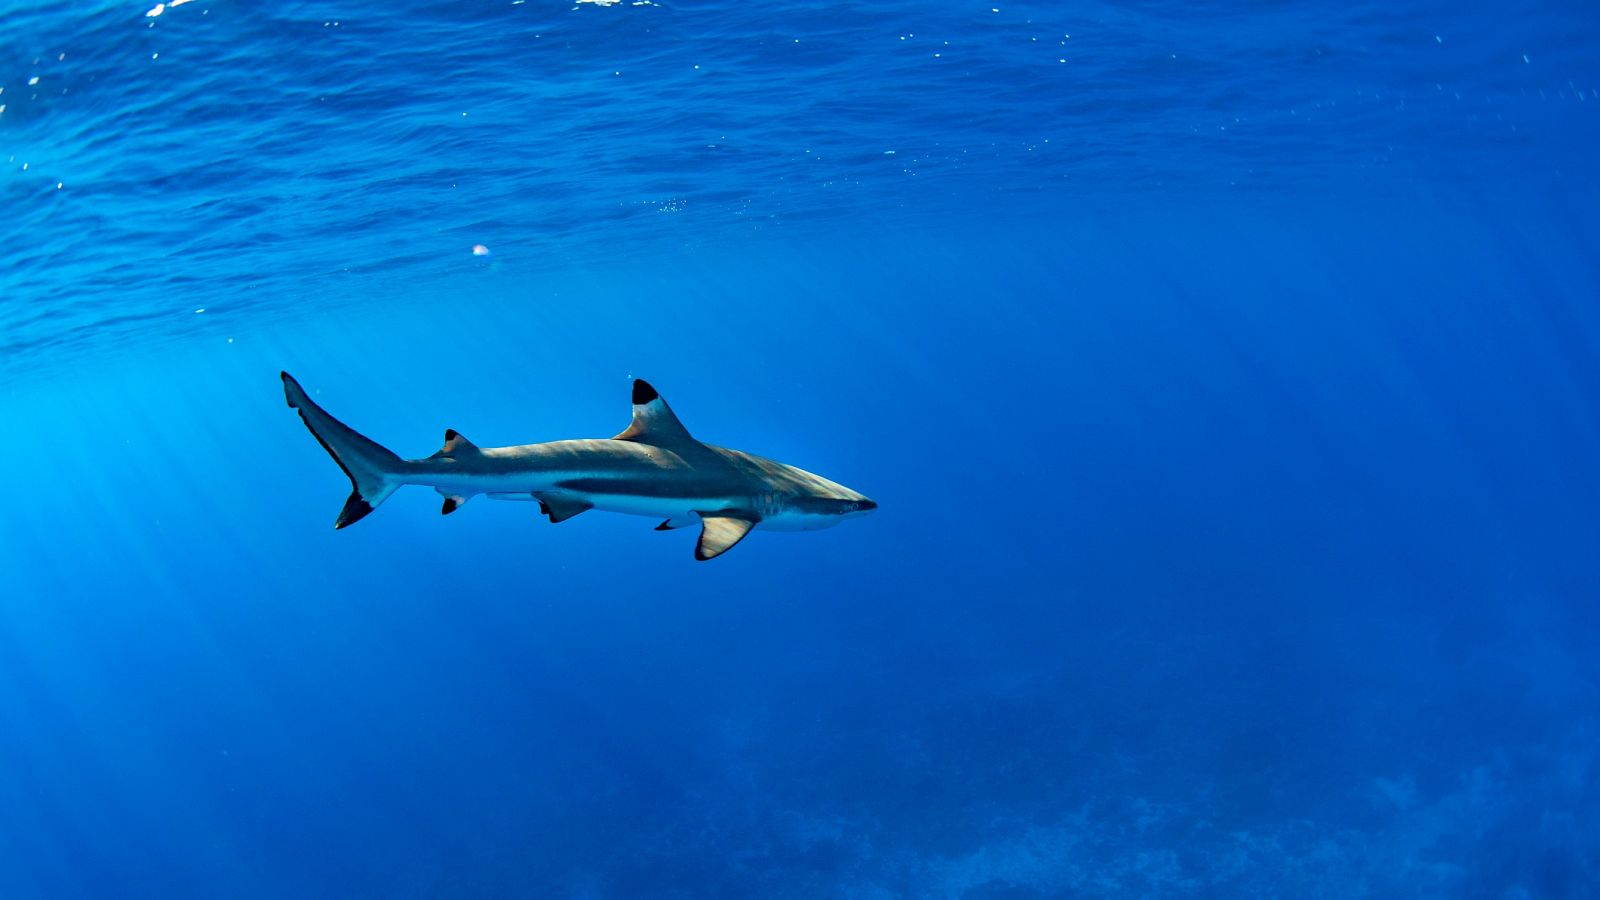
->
[280,373,876,561]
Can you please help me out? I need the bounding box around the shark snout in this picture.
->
[843,497,877,517]
[795,493,877,519]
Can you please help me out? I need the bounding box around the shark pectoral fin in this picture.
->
[431,429,482,460]
[694,514,757,561]
[437,489,469,515]
[533,493,593,524]
[614,380,696,447]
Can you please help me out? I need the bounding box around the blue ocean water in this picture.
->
[3,0,1600,896]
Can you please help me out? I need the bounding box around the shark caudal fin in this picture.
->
[281,372,404,529]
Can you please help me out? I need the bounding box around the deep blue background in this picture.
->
[3,1,1599,897]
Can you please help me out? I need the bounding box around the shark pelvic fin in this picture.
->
[614,379,695,446]
[535,493,593,524]
[695,513,757,561]
[432,429,482,459]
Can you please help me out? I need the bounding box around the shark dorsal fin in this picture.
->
[432,428,482,459]
[695,513,756,561]
[614,380,695,446]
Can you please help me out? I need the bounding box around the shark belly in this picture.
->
[756,510,848,531]
[578,492,706,520]
[421,471,559,497]
[557,478,743,521]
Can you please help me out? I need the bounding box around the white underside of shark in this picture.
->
[281,373,876,560]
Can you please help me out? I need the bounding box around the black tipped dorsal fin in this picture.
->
[695,514,757,561]
[432,428,482,459]
[614,379,695,446]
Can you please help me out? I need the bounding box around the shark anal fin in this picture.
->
[614,379,696,447]
[534,493,593,524]
[695,513,757,561]
[436,488,470,515]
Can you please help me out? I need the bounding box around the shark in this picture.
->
[280,372,876,560]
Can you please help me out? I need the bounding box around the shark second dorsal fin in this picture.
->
[614,379,695,446]
[695,513,756,561]
[432,428,481,459]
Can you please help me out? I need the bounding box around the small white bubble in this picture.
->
[472,244,490,256]
[152,52,160,59]
[195,308,206,314]
[56,181,63,189]
[1523,53,1530,63]
[27,76,40,86]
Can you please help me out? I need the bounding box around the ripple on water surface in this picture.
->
[0,0,1594,371]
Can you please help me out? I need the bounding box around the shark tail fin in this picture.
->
[281,372,405,529]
